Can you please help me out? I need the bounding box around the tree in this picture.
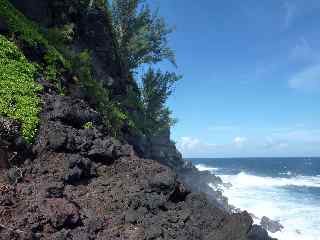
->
[106,0,181,137]
[139,68,180,135]
[109,0,176,71]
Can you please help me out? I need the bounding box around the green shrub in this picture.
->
[83,121,94,129]
[0,35,42,143]
[70,50,132,136]
[0,0,69,86]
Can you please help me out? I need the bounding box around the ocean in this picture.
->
[190,157,320,240]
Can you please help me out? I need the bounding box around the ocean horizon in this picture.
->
[189,157,320,240]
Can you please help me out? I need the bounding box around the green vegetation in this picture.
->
[0,0,46,46]
[0,35,42,143]
[0,0,70,141]
[71,50,132,136]
[0,0,180,140]
[0,0,69,85]
[109,0,176,72]
[108,0,180,136]
[139,68,180,135]
[83,121,94,129]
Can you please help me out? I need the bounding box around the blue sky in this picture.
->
[148,0,320,158]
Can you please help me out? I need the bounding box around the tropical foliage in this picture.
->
[108,0,180,136]
[0,35,42,143]
[109,0,176,72]
[139,68,180,135]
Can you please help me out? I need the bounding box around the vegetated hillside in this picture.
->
[0,1,276,239]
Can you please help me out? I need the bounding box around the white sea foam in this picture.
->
[220,171,320,188]
[279,170,293,176]
[219,173,320,240]
[195,165,320,240]
[195,164,219,172]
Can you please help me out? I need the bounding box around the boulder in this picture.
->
[0,117,28,168]
[51,96,101,129]
[40,198,80,229]
[248,225,277,240]
[261,216,284,233]
[65,154,96,184]
[88,138,115,162]
[0,117,20,141]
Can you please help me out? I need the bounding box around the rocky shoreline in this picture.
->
[0,80,275,239]
[0,1,276,239]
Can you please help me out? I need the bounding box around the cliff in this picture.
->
[0,1,275,239]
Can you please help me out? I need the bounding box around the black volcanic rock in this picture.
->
[0,117,30,170]
[248,225,278,240]
[50,96,102,129]
[261,216,284,233]
[0,83,275,239]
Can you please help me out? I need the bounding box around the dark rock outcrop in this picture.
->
[260,216,284,233]
[0,117,29,170]
[248,225,277,240]
[0,83,275,239]
[127,129,229,210]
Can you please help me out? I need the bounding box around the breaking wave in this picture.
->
[196,164,320,240]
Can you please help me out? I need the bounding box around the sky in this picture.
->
[148,0,320,158]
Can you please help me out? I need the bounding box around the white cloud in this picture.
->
[177,137,217,154]
[177,136,252,157]
[233,136,247,147]
[288,64,320,91]
[179,137,200,151]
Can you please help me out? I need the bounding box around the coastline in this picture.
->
[194,158,320,240]
[0,1,276,239]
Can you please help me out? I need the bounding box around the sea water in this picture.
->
[191,157,320,240]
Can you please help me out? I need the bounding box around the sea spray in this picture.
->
[194,158,320,240]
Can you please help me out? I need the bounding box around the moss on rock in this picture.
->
[0,34,42,143]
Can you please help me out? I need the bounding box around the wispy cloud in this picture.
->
[279,130,320,143]
[263,137,289,150]
[177,136,249,156]
[288,64,320,91]
[270,126,320,144]
[289,38,317,64]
